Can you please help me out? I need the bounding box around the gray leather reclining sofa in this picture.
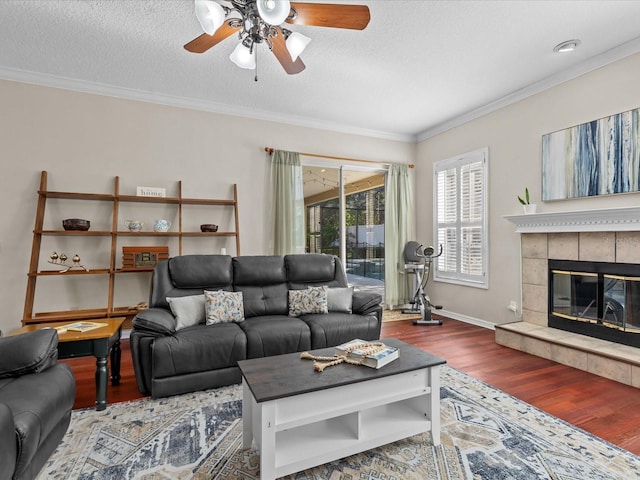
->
[130,253,383,399]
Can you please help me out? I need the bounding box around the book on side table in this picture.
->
[54,321,108,334]
[335,339,399,369]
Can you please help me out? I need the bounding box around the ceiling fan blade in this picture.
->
[271,27,306,74]
[184,20,239,53]
[287,3,370,30]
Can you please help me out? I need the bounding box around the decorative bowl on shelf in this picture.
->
[200,224,219,232]
[62,218,90,231]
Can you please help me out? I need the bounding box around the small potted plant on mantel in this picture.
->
[518,187,537,214]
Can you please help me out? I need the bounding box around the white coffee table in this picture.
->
[238,338,446,480]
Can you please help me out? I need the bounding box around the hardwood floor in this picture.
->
[60,317,640,456]
[60,339,142,410]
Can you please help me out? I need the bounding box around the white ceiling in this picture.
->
[2,0,640,142]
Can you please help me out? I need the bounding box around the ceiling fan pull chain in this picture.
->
[255,45,259,82]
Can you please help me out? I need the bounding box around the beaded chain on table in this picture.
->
[300,341,386,372]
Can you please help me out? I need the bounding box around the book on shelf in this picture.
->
[334,339,399,369]
[55,321,108,334]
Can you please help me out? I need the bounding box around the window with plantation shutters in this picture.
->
[433,148,488,288]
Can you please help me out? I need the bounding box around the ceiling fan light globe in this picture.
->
[286,31,310,61]
[229,43,256,69]
[256,0,291,25]
[195,0,225,35]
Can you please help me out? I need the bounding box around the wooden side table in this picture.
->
[10,317,126,411]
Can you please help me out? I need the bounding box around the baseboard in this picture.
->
[438,310,496,330]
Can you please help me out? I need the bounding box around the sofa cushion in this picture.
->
[169,255,233,289]
[288,286,328,316]
[233,256,289,317]
[166,294,205,330]
[235,284,288,318]
[204,290,245,324]
[151,256,234,310]
[300,312,380,349]
[152,324,246,378]
[285,254,348,289]
[239,315,311,358]
[327,287,354,313]
[233,255,287,285]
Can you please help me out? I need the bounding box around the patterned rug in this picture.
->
[382,308,423,323]
[39,366,640,480]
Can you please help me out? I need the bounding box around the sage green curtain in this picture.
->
[384,163,415,308]
[270,150,305,255]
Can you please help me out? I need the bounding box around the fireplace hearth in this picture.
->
[496,228,640,388]
[549,259,640,348]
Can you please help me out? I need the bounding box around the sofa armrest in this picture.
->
[132,308,177,335]
[0,329,58,379]
[0,403,16,480]
[352,290,383,316]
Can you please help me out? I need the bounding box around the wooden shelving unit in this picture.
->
[22,171,240,325]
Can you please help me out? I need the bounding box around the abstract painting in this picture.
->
[542,107,640,201]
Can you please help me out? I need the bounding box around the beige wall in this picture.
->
[4,52,639,335]
[416,52,640,326]
[0,79,414,334]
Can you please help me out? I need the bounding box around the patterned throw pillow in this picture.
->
[204,290,245,324]
[288,286,328,316]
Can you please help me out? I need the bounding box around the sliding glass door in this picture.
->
[303,165,385,295]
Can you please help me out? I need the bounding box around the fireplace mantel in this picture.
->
[504,206,640,233]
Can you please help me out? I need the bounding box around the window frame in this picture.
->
[432,147,489,289]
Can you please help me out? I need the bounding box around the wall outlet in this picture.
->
[507,301,518,313]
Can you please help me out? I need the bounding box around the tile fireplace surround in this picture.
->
[498,206,640,388]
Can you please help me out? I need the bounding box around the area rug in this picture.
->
[38,366,640,480]
[382,308,422,323]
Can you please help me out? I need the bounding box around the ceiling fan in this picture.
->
[184,0,370,77]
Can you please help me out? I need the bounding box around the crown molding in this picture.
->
[416,36,640,142]
[504,206,640,233]
[0,66,415,144]
[4,32,640,146]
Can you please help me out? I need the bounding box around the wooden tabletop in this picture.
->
[10,317,126,342]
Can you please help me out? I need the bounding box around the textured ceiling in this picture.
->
[1,0,640,141]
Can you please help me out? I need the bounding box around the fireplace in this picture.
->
[549,259,640,348]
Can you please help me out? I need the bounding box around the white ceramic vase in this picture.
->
[523,204,537,214]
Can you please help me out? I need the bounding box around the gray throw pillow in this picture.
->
[167,294,206,330]
[327,287,354,313]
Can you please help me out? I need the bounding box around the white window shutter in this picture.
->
[433,148,488,288]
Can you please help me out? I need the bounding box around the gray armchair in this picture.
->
[0,328,75,480]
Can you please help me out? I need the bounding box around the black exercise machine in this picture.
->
[402,241,443,326]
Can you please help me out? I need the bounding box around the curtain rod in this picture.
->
[264,147,414,168]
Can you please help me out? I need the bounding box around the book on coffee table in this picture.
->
[334,339,399,369]
[349,345,399,369]
[334,338,368,356]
